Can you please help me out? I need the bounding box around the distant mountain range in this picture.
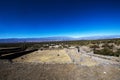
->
[0,35,120,43]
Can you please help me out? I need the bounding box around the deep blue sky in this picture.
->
[0,0,120,38]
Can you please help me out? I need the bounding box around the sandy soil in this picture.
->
[0,48,120,80]
[0,62,120,80]
[13,49,72,63]
[13,48,120,66]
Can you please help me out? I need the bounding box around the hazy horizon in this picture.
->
[0,35,120,39]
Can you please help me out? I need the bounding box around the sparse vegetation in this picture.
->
[0,38,120,80]
[0,38,120,60]
[94,47,120,57]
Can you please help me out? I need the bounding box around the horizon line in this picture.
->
[0,35,120,39]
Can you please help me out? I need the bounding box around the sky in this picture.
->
[0,0,120,38]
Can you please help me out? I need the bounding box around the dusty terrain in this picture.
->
[13,49,72,63]
[0,61,120,80]
[13,48,120,66]
[0,47,120,80]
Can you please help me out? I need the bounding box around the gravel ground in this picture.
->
[0,48,120,80]
[0,61,120,80]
